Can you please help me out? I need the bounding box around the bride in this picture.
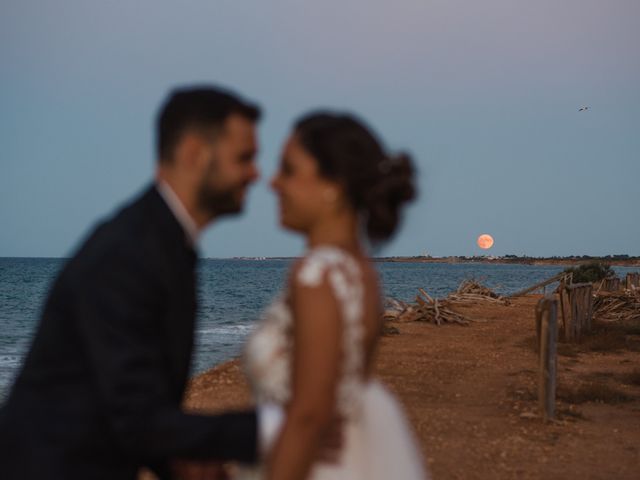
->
[239,112,427,480]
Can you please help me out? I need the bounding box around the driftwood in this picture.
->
[383,297,408,318]
[414,290,472,325]
[456,279,500,298]
[535,296,557,422]
[418,288,435,304]
[383,297,416,323]
[386,279,520,327]
[447,293,509,305]
[383,285,475,326]
[593,290,640,322]
[448,280,510,305]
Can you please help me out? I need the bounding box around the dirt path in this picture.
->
[184,295,640,479]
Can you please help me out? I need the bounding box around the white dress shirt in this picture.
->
[156,180,200,247]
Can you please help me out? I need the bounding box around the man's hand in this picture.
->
[171,459,230,480]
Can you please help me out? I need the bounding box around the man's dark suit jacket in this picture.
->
[0,186,257,479]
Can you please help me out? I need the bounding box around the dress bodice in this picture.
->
[239,247,428,480]
[243,246,366,417]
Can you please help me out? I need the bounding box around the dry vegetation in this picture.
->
[593,290,640,322]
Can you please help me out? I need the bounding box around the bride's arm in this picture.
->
[265,268,342,480]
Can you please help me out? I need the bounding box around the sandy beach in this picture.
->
[180,294,640,479]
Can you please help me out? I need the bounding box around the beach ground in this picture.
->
[181,295,640,479]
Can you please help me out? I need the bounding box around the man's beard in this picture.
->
[197,178,245,218]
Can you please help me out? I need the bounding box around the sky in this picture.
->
[1,0,639,258]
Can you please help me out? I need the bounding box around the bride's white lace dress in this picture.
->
[238,246,427,479]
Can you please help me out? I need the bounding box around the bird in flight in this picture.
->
[578,106,589,112]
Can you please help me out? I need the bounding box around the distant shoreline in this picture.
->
[3,256,640,268]
[226,256,640,267]
[373,257,640,267]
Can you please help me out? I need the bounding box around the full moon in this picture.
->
[477,234,494,250]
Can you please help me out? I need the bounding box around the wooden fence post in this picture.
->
[626,273,640,290]
[559,287,569,341]
[536,296,557,421]
[565,283,593,342]
[585,284,593,332]
[601,277,621,292]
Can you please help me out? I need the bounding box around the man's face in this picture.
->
[197,114,259,217]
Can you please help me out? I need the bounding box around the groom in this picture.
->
[0,86,262,479]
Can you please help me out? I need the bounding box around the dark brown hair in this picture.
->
[294,112,416,243]
[156,86,261,163]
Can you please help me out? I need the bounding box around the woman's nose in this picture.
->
[270,175,279,191]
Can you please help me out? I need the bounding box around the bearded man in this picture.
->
[0,86,262,479]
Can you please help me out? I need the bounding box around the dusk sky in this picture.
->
[1,0,639,258]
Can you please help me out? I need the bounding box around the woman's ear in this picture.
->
[322,188,338,203]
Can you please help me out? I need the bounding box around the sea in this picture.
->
[1,257,637,401]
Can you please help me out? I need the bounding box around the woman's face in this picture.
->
[270,134,340,234]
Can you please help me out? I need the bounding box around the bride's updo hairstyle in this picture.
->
[294,112,416,243]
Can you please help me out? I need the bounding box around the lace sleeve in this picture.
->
[295,246,366,415]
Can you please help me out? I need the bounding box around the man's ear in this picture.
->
[174,132,205,171]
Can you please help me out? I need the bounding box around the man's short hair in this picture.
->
[156,86,261,164]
